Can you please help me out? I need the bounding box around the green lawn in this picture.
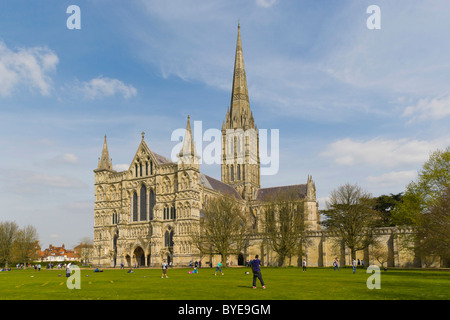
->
[0,267,448,300]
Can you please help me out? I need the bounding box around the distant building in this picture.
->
[37,244,79,262]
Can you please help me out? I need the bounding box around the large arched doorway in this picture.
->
[134,247,145,267]
[238,253,244,266]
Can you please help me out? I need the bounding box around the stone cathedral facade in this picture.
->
[93,26,417,268]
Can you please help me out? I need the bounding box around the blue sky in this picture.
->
[0,0,449,249]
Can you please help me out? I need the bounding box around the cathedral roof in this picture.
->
[199,173,242,200]
[152,152,172,165]
[255,184,307,202]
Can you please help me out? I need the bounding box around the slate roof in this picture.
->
[153,152,172,164]
[255,184,307,202]
[199,173,242,200]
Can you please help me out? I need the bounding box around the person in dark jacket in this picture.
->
[250,255,265,289]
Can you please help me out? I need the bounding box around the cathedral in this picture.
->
[93,26,416,268]
[93,25,319,267]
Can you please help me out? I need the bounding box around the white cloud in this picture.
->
[0,169,86,194]
[402,94,450,123]
[256,0,278,8]
[366,170,417,188]
[0,41,58,96]
[50,153,79,165]
[74,76,137,100]
[321,137,450,168]
[113,163,129,172]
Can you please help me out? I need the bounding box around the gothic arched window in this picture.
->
[132,192,138,221]
[149,189,155,220]
[164,230,169,247]
[164,228,174,247]
[140,185,147,221]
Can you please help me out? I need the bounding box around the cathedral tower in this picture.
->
[221,24,260,200]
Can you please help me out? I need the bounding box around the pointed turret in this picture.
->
[97,135,113,171]
[306,175,316,202]
[227,24,255,130]
[178,116,200,162]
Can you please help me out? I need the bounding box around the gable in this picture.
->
[127,139,173,174]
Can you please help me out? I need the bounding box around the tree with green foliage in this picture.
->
[394,146,450,266]
[11,225,39,266]
[394,147,449,225]
[373,193,403,227]
[0,221,19,268]
[321,183,379,262]
[0,222,40,267]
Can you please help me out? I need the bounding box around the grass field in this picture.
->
[0,266,449,300]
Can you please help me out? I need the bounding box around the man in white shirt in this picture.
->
[161,260,168,278]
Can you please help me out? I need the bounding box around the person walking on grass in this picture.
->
[161,260,168,278]
[214,261,224,276]
[333,258,340,271]
[302,258,307,272]
[250,255,265,289]
[352,259,357,274]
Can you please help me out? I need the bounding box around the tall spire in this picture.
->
[97,135,112,170]
[227,24,254,130]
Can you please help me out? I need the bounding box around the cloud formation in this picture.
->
[50,153,79,165]
[0,169,86,194]
[0,41,58,96]
[366,170,417,188]
[255,0,278,8]
[403,94,450,123]
[74,76,137,100]
[321,137,449,168]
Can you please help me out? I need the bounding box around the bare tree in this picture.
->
[190,194,250,265]
[262,191,307,267]
[78,237,94,265]
[371,244,389,269]
[321,183,379,262]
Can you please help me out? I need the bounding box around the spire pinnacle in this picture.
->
[178,115,199,160]
[228,23,254,130]
[97,135,112,171]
